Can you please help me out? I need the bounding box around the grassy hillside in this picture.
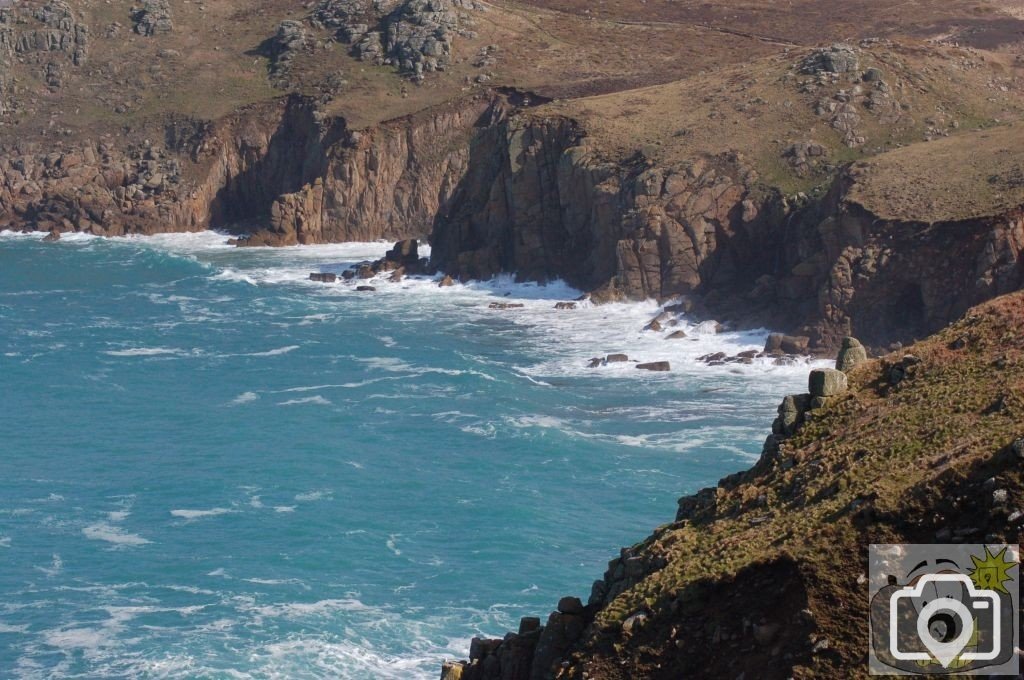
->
[558,291,1024,678]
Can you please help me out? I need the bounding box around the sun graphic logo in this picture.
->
[969,546,1016,594]
[868,544,1019,676]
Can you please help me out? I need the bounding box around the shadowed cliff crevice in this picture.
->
[207,95,347,233]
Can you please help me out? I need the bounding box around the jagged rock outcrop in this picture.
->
[264,21,311,89]
[312,0,479,79]
[431,113,1024,351]
[238,93,501,245]
[10,0,89,65]
[800,44,859,75]
[0,92,502,245]
[132,0,173,36]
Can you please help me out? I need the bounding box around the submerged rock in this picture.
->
[637,361,671,372]
[765,333,810,355]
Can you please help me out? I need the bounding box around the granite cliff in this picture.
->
[2,3,1021,350]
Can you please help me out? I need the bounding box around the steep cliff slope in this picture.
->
[447,290,1024,679]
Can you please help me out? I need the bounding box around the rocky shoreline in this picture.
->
[438,339,870,680]
[3,44,1021,353]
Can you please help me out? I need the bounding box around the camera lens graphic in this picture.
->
[916,598,975,667]
[927,610,959,643]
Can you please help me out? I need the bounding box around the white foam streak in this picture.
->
[230,391,260,405]
[277,395,331,406]
[82,523,151,547]
[170,508,233,520]
[245,345,300,357]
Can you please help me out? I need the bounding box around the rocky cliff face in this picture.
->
[2,81,1021,351]
[429,114,1024,351]
[0,91,503,245]
[249,93,499,246]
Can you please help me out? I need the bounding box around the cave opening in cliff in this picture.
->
[883,281,927,344]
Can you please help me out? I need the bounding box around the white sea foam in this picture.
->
[245,345,300,357]
[42,626,111,650]
[170,508,233,520]
[294,490,331,502]
[243,578,309,589]
[386,534,402,556]
[0,537,10,548]
[230,391,260,405]
[273,506,296,513]
[30,493,64,503]
[35,554,63,577]
[278,395,331,406]
[0,623,28,634]
[82,522,151,547]
[103,346,195,357]
[248,598,370,619]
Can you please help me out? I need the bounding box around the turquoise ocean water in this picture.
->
[0,231,813,678]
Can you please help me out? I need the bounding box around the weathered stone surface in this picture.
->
[606,354,629,363]
[530,611,585,680]
[264,20,309,88]
[309,272,337,282]
[438,274,455,287]
[557,596,584,615]
[554,301,577,310]
[809,368,848,397]
[440,660,464,680]
[776,393,811,437]
[801,44,858,74]
[132,0,172,36]
[835,336,868,372]
[637,361,670,372]
[488,302,524,310]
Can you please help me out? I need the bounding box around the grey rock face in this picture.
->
[0,1,89,68]
[132,0,172,36]
[266,20,310,89]
[313,0,478,78]
[801,44,859,74]
[776,393,811,437]
[809,368,849,398]
[835,336,868,372]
